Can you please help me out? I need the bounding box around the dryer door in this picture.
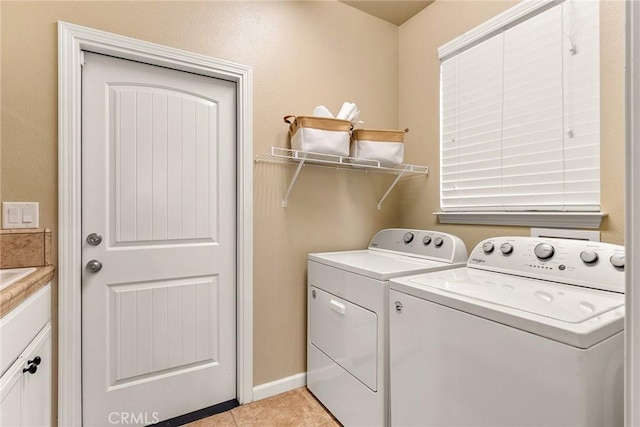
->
[309,287,377,391]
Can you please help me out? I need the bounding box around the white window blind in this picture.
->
[439,0,600,213]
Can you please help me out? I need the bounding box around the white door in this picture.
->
[81,52,237,426]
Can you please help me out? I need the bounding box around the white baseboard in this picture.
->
[252,372,307,401]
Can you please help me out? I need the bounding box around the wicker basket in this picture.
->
[284,115,352,156]
[351,128,408,164]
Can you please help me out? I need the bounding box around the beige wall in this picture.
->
[0,0,400,392]
[398,0,626,250]
[1,0,627,413]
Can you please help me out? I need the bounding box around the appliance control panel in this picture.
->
[369,229,468,264]
[468,236,625,293]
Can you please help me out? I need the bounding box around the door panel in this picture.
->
[107,277,218,385]
[110,85,219,243]
[82,52,236,426]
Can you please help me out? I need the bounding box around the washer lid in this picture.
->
[390,268,625,348]
[308,250,463,281]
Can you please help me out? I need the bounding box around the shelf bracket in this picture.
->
[282,158,306,207]
[377,167,408,210]
[256,147,427,208]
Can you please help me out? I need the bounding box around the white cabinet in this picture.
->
[0,360,23,426]
[0,285,52,426]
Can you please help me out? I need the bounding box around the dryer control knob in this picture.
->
[610,254,625,269]
[534,243,555,260]
[580,250,598,264]
[434,237,444,247]
[422,235,432,246]
[500,243,514,255]
[482,242,495,254]
[403,232,415,244]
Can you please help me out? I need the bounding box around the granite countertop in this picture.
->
[0,266,55,318]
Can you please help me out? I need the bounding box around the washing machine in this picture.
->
[389,236,625,427]
[307,228,468,427]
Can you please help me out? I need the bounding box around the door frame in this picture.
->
[57,22,253,426]
[626,1,640,425]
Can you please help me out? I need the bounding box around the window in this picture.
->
[438,0,600,223]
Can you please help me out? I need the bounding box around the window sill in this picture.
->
[434,212,607,229]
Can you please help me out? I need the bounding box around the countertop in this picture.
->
[0,266,55,318]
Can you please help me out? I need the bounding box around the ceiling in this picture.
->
[339,1,434,26]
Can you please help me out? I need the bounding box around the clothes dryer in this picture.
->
[389,236,625,427]
[307,229,468,427]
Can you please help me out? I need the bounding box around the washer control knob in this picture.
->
[534,243,555,260]
[482,242,495,254]
[500,243,514,255]
[580,250,598,264]
[403,232,415,244]
[610,254,625,269]
[433,237,444,247]
[422,235,432,246]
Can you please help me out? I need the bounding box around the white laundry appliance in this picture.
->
[307,229,468,427]
[389,236,625,427]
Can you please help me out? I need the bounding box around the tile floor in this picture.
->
[184,387,341,427]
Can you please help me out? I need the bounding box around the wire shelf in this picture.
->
[255,147,429,175]
[255,147,429,209]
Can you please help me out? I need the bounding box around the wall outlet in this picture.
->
[2,202,39,229]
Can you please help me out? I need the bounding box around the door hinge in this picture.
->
[80,51,86,67]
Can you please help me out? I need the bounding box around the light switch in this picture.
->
[22,206,33,223]
[8,208,20,223]
[2,202,39,229]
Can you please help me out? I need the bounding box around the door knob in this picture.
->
[86,233,103,246]
[86,260,103,273]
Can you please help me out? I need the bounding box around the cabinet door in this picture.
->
[0,357,25,426]
[22,323,52,427]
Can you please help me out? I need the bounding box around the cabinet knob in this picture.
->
[23,364,38,375]
[28,356,41,366]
